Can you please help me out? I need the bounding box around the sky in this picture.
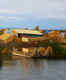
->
[0,0,66,29]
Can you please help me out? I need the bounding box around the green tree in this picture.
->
[49,40,65,56]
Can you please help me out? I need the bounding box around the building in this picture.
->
[12,29,43,37]
[12,29,48,47]
[12,29,44,41]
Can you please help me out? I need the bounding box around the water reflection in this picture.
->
[0,57,65,80]
[0,53,3,69]
[21,58,48,73]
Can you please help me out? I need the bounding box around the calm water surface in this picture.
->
[0,58,66,80]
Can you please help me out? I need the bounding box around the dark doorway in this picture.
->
[18,33,22,38]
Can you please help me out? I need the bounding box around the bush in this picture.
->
[49,40,65,56]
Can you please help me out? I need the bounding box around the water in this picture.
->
[0,58,66,80]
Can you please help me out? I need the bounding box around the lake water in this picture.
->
[0,58,66,80]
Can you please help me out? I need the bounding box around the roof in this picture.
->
[45,30,51,34]
[12,29,43,35]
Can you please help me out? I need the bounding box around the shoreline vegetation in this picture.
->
[0,26,66,59]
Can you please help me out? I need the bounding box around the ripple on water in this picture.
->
[0,59,65,80]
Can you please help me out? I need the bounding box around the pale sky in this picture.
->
[0,0,66,29]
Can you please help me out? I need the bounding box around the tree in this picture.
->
[35,25,39,30]
[49,40,65,56]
